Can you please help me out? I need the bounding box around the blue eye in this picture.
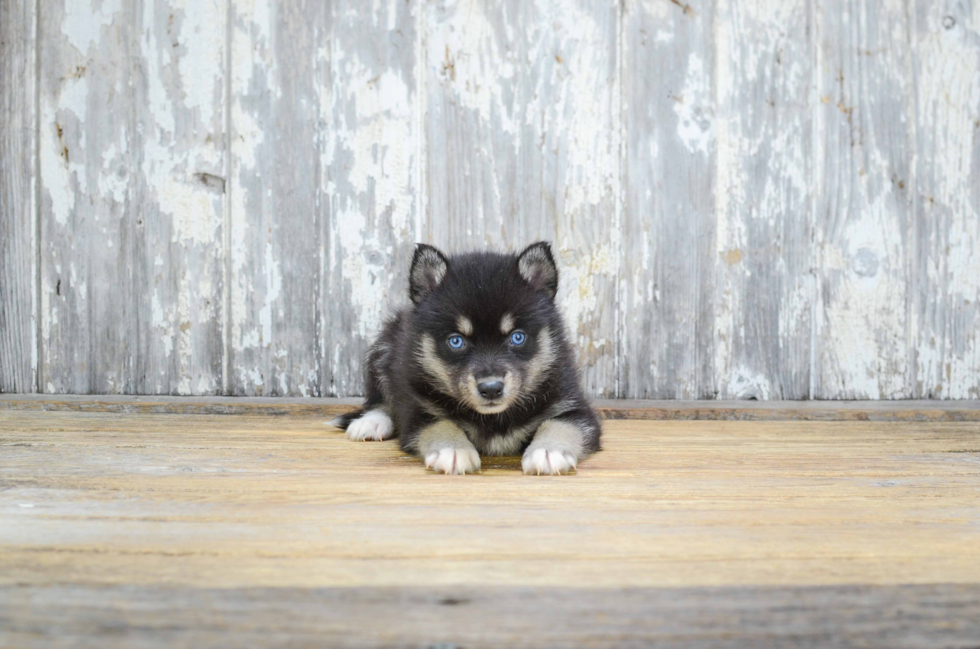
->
[448,334,465,350]
[510,331,526,346]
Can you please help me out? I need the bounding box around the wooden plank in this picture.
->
[0,393,361,417]
[38,0,133,393]
[3,583,979,649]
[1,394,979,421]
[37,0,226,394]
[132,0,228,395]
[228,0,323,396]
[812,0,915,398]
[3,410,980,644]
[620,0,716,399]
[423,0,522,248]
[711,0,812,399]
[2,412,979,590]
[0,0,37,393]
[910,1,980,399]
[424,0,620,396]
[595,398,980,421]
[320,0,420,396]
[7,0,979,402]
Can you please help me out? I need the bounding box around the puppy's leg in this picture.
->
[343,408,394,441]
[522,413,600,476]
[328,400,394,441]
[418,420,481,475]
[327,332,395,441]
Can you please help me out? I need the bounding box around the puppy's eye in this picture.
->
[509,330,527,346]
[447,334,466,350]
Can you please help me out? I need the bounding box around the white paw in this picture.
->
[345,410,394,441]
[425,446,481,475]
[522,447,577,475]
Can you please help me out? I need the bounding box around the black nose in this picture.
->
[477,379,504,400]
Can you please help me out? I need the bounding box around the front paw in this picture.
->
[522,447,577,475]
[425,446,481,475]
[345,410,394,441]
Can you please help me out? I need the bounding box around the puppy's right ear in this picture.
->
[409,244,449,304]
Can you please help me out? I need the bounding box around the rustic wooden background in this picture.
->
[1,0,978,400]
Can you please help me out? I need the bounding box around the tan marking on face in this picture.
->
[500,313,515,334]
[417,336,455,396]
[525,325,556,391]
[456,315,473,336]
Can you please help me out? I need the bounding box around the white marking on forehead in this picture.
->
[456,315,473,336]
[500,313,515,334]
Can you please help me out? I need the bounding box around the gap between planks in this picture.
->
[0,394,978,421]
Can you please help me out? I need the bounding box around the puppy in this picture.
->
[331,242,601,475]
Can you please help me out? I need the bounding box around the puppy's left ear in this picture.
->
[517,241,559,299]
[410,243,449,304]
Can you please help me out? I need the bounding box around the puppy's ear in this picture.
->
[517,241,558,299]
[409,244,449,304]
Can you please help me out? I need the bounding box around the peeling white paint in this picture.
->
[428,1,518,136]
[812,0,916,400]
[165,178,220,245]
[728,367,772,400]
[61,0,121,54]
[674,52,713,155]
[258,242,281,347]
[912,3,980,398]
[97,141,127,204]
[342,69,414,234]
[175,0,225,127]
[528,0,617,218]
[325,23,417,353]
[151,289,175,360]
[41,76,88,226]
[228,0,278,372]
[40,121,73,226]
[18,0,980,400]
[557,242,614,353]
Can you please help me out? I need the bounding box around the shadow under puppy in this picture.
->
[331,242,601,475]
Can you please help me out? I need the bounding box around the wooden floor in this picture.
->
[2,402,980,647]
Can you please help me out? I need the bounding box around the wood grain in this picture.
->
[0,0,36,393]
[2,394,979,421]
[1,409,979,645]
[36,0,226,394]
[424,0,621,396]
[812,0,915,399]
[4,0,980,400]
[321,0,419,397]
[911,0,980,399]
[228,0,323,396]
[2,410,980,589]
[3,584,979,648]
[621,0,716,399]
[132,0,228,395]
[38,0,135,393]
[712,0,813,399]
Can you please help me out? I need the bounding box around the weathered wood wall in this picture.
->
[1,0,978,399]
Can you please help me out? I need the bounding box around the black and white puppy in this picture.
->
[331,242,601,475]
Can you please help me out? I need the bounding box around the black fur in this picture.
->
[336,242,601,462]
